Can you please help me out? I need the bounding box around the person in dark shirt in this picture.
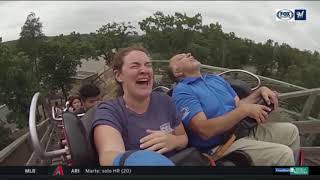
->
[92,47,188,166]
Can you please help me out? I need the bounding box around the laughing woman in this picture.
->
[92,46,188,166]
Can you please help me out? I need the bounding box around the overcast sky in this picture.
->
[0,1,319,52]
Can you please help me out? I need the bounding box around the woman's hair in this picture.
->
[68,95,81,108]
[112,46,150,96]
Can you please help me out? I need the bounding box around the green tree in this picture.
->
[17,12,47,82]
[274,43,295,78]
[220,35,251,69]
[299,57,320,88]
[139,11,202,59]
[38,34,84,99]
[0,44,35,127]
[66,31,95,60]
[92,22,137,65]
[0,125,13,150]
[195,22,225,65]
[251,39,276,76]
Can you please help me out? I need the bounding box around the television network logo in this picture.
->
[276,9,306,21]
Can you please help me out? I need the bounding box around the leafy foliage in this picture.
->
[0,125,13,150]
[0,44,35,126]
[17,12,47,78]
[91,22,138,64]
[38,33,84,99]
[1,11,320,130]
[139,11,202,58]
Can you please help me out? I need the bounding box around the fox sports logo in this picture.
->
[276,9,294,20]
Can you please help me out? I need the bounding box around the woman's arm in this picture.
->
[172,122,188,151]
[94,125,125,166]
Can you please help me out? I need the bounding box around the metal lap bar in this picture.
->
[52,106,63,121]
[77,113,85,118]
[152,86,170,93]
[218,69,261,91]
[29,92,68,159]
[53,106,85,119]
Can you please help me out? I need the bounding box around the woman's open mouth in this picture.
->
[136,78,150,88]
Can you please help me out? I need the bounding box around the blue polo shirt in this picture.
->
[172,74,237,153]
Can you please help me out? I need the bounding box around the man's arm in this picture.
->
[239,86,279,109]
[239,87,263,104]
[188,106,247,140]
[173,84,271,140]
[189,103,271,140]
[94,125,125,166]
[173,84,247,140]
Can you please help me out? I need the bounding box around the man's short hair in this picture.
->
[79,84,100,101]
[168,54,183,83]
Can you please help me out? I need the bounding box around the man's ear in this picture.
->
[174,68,183,79]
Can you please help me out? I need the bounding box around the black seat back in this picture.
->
[169,147,211,166]
[165,78,252,98]
[216,150,253,166]
[62,111,98,166]
[224,78,252,99]
[167,89,173,97]
[80,107,99,165]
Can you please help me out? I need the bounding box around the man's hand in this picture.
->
[260,86,279,110]
[139,130,178,154]
[240,103,272,124]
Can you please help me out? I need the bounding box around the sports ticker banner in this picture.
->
[0,166,318,176]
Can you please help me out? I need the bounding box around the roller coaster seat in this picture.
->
[62,110,98,166]
[62,108,253,166]
[163,78,251,99]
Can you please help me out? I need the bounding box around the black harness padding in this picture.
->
[223,78,275,142]
[62,112,97,166]
[169,147,210,166]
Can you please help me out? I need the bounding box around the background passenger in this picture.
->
[79,84,102,111]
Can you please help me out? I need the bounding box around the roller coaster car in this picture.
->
[30,70,303,166]
[61,70,261,166]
